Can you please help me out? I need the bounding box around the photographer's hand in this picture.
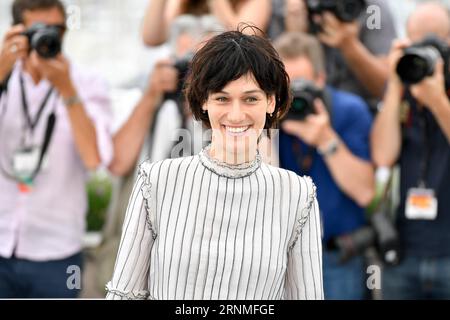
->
[145,59,178,103]
[411,60,450,143]
[0,25,28,83]
[281,99,336,148]
[317,12,359,50]
[31,52,74,96]
[410,59,447,109]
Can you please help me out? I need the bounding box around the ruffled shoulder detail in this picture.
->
[105,282,150,300]
[138,161,157,240]
[288,176,317,251]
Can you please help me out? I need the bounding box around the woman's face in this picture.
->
[202,73,275,161]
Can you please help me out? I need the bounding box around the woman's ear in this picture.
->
[267,95,276,114]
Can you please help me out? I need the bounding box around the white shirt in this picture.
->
[106,146,323,300]
[0,62,113,261]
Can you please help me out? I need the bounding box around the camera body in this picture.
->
[163,53,193,102]
[306,0,366,33]
[285,78,323,121]
[22,23,62,59]
[396,34,450,86]
[329,210,401,266]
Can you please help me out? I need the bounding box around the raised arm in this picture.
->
[285,177,323,300]
[106,165,156,300]
[371,40,410,167]
[142,0,182,46]
[208,0,272,33]
[109,60,177,176]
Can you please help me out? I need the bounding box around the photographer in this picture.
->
[0,0,113,298]
[141,0,271,47]
[274,32,375,299]
[109,16,222,177]
[271,0,396,112]
[371,2,450,300]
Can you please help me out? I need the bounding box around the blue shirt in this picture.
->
[279,87,373,242]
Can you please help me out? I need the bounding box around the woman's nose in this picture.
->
[227,101,246,123]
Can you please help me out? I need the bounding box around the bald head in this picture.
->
[407,2,450,42]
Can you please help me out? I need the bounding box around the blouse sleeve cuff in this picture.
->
[105,282,150,300]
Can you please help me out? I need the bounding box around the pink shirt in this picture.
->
[0,61,113,261]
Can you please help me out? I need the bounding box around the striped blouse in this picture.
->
[106,146,323,300]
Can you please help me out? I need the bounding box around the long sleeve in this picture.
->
[105,164,156,300]
[285,177,324,300]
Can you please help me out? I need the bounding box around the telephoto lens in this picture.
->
[396,46,440,84]
[396,34,450,85]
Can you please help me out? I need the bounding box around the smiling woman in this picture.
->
[106,27,324,300]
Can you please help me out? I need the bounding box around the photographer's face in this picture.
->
[283,56,325,88]
[22,7,66,36]
[202,73,275,162]
[407,5,450,43]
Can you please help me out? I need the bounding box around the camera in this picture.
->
[327,226,375,263]
[306,0,366,33]
[396,34,450,85]
[329,210,401,265]
[163,52,193,102]
[22,23,63,59]
[284,78,323,121]
[370,210,401,266]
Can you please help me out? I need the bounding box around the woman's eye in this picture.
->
[216,97,228,102]
[245,97,259,103]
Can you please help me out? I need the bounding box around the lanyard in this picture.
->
[417,110,431,188]
[0,91,58,184]
[19,73,54,134]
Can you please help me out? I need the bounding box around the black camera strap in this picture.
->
[417,110,432,188]
[19,73,54,134]
[0,72,12,98]
[32,111,56,179]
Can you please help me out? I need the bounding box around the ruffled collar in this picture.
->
[198,144,261,179]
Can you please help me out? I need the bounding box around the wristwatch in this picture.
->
[317,138,340,157]
[63,94,82,107]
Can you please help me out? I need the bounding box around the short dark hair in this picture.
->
[12,0,66,25]
[185,26,292,130]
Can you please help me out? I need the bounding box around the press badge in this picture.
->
[405,188,438,220]
[12,146,48,182]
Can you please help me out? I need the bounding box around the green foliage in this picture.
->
[86,170,112,231]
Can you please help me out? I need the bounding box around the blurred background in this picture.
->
[1,0,449,299]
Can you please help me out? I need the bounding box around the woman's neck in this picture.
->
[209,143,257,165]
